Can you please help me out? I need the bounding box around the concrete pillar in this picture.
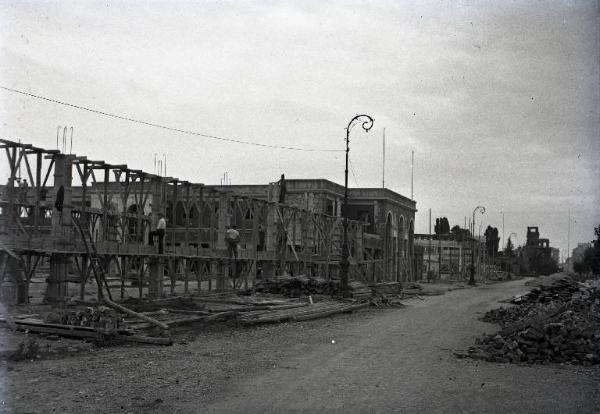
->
[216,260,226,290]
[148,179,164,299]
[216,193,229,250]
[148,257,164,299]
[265,204,277,253]
[47,154,73,304]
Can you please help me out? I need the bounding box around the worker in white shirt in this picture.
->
[225,225,241,279]
[225,225,240,259]
[149,212,166,254]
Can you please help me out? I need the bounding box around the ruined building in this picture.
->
[520,226,555,275]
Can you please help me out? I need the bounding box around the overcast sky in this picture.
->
[1,0,598,259]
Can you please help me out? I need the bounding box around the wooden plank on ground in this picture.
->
[103,298,170,330]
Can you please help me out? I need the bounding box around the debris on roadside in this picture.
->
[44,306,125,329]
[402,282,446,297]
[460,276,600,365]
[254,275,342,297]
[238,300,369,325]
[0,277,410,353]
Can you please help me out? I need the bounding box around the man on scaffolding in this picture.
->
[225,225,241,278]
[149,212,166,254]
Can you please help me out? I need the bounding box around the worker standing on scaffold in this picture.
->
[225,225,240,279]
[278,174,286,204]
[225,225,240,259]
[149,213,166,254]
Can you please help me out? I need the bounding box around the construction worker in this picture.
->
[226,225,241,279]
[19,179,28,203]
[278,174,286,204]
[149,213,166,254]
[257,224,266,251]
[225,225,240,259]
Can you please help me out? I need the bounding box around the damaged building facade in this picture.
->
[518,226,558,275]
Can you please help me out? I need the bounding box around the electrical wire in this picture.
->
[0,85,344,153]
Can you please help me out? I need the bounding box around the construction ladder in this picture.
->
[72,214,112,301]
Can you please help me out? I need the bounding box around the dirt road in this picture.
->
[3,278,599,413]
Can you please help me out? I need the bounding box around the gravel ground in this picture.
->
[2,278,599,413]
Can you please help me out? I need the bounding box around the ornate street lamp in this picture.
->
[340,114,374,295]
[469,205,485,286]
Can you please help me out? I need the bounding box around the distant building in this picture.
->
[413,233,483,281]
[550,247,560,264]
[520,226,556,275]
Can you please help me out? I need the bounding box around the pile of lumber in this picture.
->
[462,276,600,365]
[0,316,172,346]
[370,282,401,295]
[121,296,203,312]
[238,300,369,325]
[349,281,372,300]
[366,282,404,307]
[121,309,237,330]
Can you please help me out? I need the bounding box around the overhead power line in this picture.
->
[0,85,343,153]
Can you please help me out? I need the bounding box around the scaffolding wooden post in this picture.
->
[1,138,416,306]
[47,153,73,304]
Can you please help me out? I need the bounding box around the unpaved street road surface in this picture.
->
[3,278,599,413]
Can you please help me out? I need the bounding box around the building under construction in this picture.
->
[0,139,416,305]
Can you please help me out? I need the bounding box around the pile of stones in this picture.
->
[46,306,125,329]
[255,275,371,299]
[463,276,600,365]
[254,275,339,297]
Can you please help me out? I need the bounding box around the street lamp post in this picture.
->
[340,114,374,295]
[508,232,518,252]
[469,205,485,286]
[500,211,505,250]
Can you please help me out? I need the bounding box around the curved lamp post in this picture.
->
[469,205,486,285]
[340,114,374,295]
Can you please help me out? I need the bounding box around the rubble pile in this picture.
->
[121,296,202,312]
[45,306,125,329]
[254,275,371,299]
[254,275,337,297]
[367,282,404,307]
[515,277,581,304]
[464,277,600,365]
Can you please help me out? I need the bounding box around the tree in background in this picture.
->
[574,224,600,274]
[434,217,450,235]
[484,226,500,256]
[504,237,514,256]
[538,254,559,275]
[451,225,471,239]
